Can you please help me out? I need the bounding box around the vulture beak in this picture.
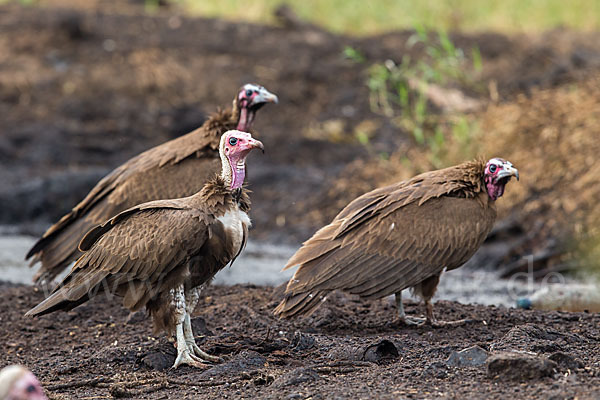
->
[498,165,519,181]
[246,138,265,153]
[252,87,279,106]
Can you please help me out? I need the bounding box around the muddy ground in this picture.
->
[2,282,599,399]
[2,1,600,399]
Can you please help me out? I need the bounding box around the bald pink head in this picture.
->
[0,365,47,400]
[219,130,264,189]
[235,83,278,132]
[484,158,519,201]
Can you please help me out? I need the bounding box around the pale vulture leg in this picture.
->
[183,286,222,363]
[171,285,213,369]
[394,291,426,325]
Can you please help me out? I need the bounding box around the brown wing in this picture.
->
[25,197,214,317]
[26,123,227,283]
[275,182,495,318]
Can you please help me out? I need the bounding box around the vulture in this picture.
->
[275,158,519,326]
[26,84,277,285]
[0,365,47,400]
[26,130,264,369]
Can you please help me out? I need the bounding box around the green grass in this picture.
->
[178,0,600,35]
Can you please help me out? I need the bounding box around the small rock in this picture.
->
[284,394,304,400]
[446,345,489,367]
[191,317,214,337]
[253,374,275,386]
[290,331,315,351]
[548,352,584,370]
[142,351,174,371]
[424,361,450,379]
[487,352,557,381]
[362,339,399,363]
[273,367,320,388]
[199,350,266,379]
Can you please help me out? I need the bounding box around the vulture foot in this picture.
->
[171,286,220,369]
[183,313,223,363]
[397,316,427,326]
[188,341,223,363]
[424,301,477,327]
[173,320,213,369]
[426,318,477,328]
[172,348,211,369]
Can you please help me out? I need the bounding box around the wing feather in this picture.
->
[26,199,213,317]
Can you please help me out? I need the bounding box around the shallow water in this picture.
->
[0,231,583,308]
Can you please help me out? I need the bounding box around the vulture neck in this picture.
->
[231,99,254,132]
[220,150,246,190]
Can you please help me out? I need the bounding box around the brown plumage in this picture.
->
[275,158,519,326]
[26,84,277,284]
[26,130,264,369]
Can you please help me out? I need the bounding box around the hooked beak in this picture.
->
[252,87,279,106]
[247,138,265,153]
[497,165,519,181]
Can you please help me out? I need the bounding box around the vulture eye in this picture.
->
[245,89,253,97]
[26,384,37,393]
[229,137,238,146]
[489,164,497,173]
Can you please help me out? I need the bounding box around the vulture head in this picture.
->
[234,83,278,132]
[484,157,519,201]
[0,365,47,400]
[220,130,264,189]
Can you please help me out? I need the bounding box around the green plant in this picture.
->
[343,46,366,63]
[367,27,482,166]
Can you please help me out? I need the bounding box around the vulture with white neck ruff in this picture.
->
[26,130,264,369]
[26,84,277,285]
[275,158,519,326]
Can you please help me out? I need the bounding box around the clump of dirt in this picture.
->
[2,282,599,399]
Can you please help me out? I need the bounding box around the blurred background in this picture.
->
[0,0,599,304]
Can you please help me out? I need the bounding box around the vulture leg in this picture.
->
[183,286,222,363]
[419,274,475,327]
[394,291,426,325]
[171,286,210,369]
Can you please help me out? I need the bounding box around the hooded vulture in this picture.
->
[26,84,277,285]
[275,158,519,326]
[26,130,264,369]
[0,365,47,400]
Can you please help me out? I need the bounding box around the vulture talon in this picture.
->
[188,342,222,363]
[398,316,427,326]
[427,318,477,328]
[172,349,210,370]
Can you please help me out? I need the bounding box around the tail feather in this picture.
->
[274,290,328,319]
[25,291,90,317]
[28,217,95,284]
[26,261,110,317]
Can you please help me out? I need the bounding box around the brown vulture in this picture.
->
[26,130,264,369]
[275,158,519,326]
[26,84,277,285]
[0,365,47,400]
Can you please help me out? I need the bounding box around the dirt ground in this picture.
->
[2,282,599,399]
[2,1,600,399]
